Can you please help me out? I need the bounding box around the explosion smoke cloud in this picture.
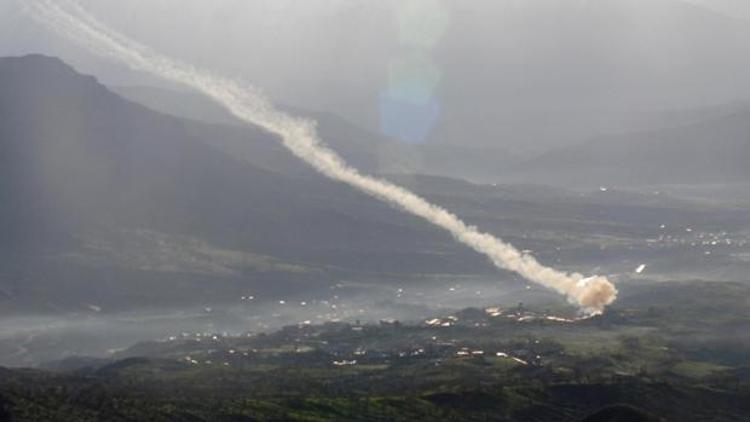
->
[24,0,617,314]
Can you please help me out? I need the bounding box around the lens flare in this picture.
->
[379,0,450,143]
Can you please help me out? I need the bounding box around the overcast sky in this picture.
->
[683,0,750,19]
[4,0,750,150]
[5,1,750,97]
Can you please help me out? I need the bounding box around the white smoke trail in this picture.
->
[24,0,617,314]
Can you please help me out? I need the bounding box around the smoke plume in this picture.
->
[24,0,617,314]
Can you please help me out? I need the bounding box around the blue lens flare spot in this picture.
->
[379,91,441,144]
[387,52,442,105]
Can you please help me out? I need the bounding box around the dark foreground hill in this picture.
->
[2,280,747,421]
[580,404,661,422]
[0,373,731,421]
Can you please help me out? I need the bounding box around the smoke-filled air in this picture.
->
[6,0,750,418]
[23,0,617,314]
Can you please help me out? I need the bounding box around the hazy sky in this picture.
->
[683,0,750,19]
[4,0,750,150]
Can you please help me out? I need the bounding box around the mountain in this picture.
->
[111,84,523,182]
[110,85,393,177]
[514,106,750,186]
[0,54,493,314]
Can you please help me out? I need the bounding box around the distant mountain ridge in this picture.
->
[515,107,750,186]
[113,82,750,187]
[111,84,522,182]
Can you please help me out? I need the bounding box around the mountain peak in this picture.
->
[0,53,79,75]
[0,54,103,98]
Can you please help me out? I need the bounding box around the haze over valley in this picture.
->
[1,2,750,421]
